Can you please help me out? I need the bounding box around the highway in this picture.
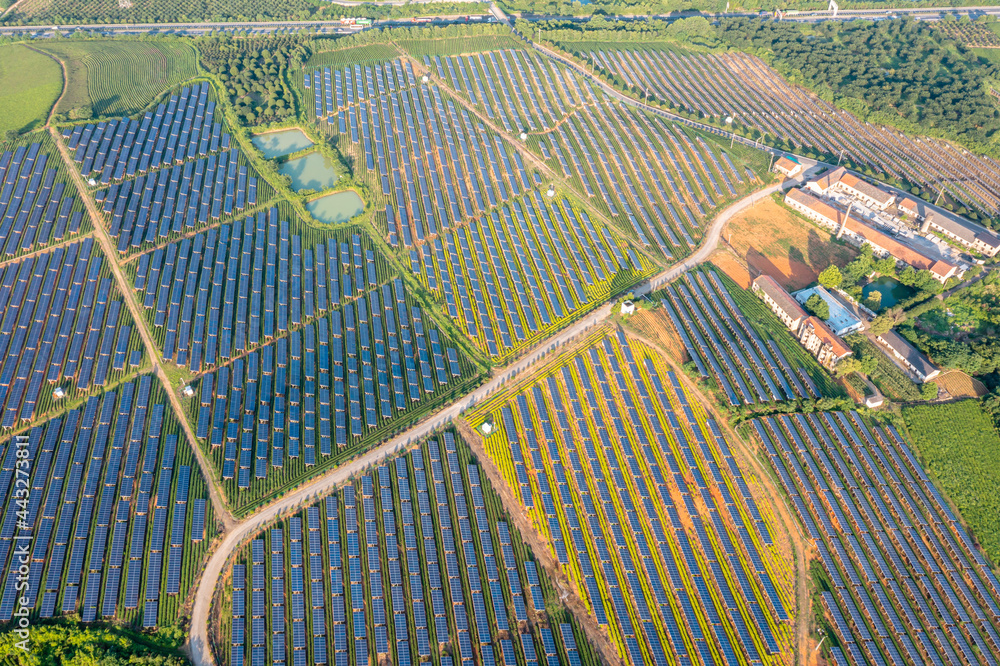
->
[2,3,997,34]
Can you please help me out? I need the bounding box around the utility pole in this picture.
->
[838,148,846,165]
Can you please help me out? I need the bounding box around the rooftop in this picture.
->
[753,275,808,321]
[877,329,939,379]
[793,286,862,337]
[801,316,852,358]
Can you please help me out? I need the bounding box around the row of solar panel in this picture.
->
[0,143,86,258]
[99,149,257,255]
[228,437,583,666]
[755,411,1000,666]
[133,210,382,372]
[196,279,464,489]
[485,333,790,665]
[0,239,142,428]
[0,377,207,628]
[65,83,227,182]
[423,192,642,358]
[662,269,819,408]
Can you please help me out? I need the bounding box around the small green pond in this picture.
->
[279,151,339,192]
[251,128,314,159]
[307,191,365,224]
[863,276,916,309]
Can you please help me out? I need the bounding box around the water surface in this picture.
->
[279,151,339,192]
[863,276,915,309]
[307,191,365,224]
[251,128,314,159]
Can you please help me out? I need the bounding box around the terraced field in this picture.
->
[215,432,600,666]
[469,328,794,665]
[586,45,1000,219]
[750,412,1000,665]
[37,40,199,117]
[0,375,214,629]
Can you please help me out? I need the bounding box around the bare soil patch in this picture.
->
[724,197,857,291]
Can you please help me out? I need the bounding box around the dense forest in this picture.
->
[199,35,309,126]
[716,18,1000,147]
[0,624,188,666]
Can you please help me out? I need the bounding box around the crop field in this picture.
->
[586,45,1000,219]
[63,82,274,258]
[215,432,601,666]
[934,21,1000,48]
[178,235,481,513]
[36,41,199,117]
[470,328,795,665]
[659,267,840,406]
[0,237,147,432]
[0,375,214,629]
[302,56,657,362]
[0,44,62,135]
[902,400,1000,566]
[751,411,1000,665]
[0,137,93,260]
[848,336,920,403]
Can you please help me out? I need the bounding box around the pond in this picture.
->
[250,128,314,159]
[279,151,339,192]
[307,191,365,224]
[863,276,915,309]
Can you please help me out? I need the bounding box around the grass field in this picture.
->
[36,40,198,117]
[0,44,62,134]
[723,195,858,291]
[902,400,1000,565]
[395,34,525,57]
[305,43,401,69]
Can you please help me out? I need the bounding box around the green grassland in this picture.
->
[36,40,198,118]
[0,44,62,134]
[902,400,1000,566]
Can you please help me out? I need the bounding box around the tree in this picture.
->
[805,293,830,320]
[835,357,863,376]
[920,381,939,401]
[865,290,882,311]
[1,129,17,143]
[869,307,907,335]
[818,264,842,289]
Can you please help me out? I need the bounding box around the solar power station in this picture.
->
[753,412,1000,665]
[477,330,791,665]
[0,376,211,628]
[661,269,824,406]
[224,434,596,666]
[0,237,143,429]
[590,48,1000,219]
[0,141,88,258]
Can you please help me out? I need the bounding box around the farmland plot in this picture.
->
[471,328,794,665]
[0,375,214,629]
[217,432,601,666]
[751,411,1000,665]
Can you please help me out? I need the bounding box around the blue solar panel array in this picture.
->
[0,142,85,257]
[755,411,1000,665]
[99,148,257,255]
[196,276,466,492]
[0,238,142,428]
[662,268,820,406]
[133,212,384,371]
[0,377,208,628]
[426,193,643,359]
[480,331,793,665]
[226,436,587,666]
[65,83,228,182]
